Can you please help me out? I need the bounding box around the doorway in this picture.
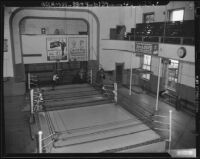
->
[161,58,170,90]
[115,63,124,84]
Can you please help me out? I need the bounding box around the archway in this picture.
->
[10,7,100,82]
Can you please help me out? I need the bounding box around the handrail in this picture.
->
[153,110,172,152]
[28,72,40,90]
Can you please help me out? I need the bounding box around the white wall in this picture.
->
[101,40,134,51]
[90,7,136,39]
[100,50,140,70]
[4,7,14,77]
[101,40,139,70]
[10,8,98,66]
[22,35,88,64]
[21,19,87,35]
[159,44,195,63]
[178,62,195,87]
[4,3,194,78]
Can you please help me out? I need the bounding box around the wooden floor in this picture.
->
[4,96,36,153]
[37,103,165,152]
[3,84,196,153]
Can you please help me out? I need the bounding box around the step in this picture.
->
[44,100,112,111]
[41,84,91,91]
[44,94,102,102]
[51,129,164,153]
[43,87,96,95]
[54,123,151,147]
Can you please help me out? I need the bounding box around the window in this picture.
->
[142,55,151,80]
[169,9,184,21]
[143,13,155,23]
[167,59,179,91]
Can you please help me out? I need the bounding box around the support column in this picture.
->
[129,52,133,95]
[155,57,162,111]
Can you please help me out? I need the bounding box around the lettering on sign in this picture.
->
[46,36,68,61]
[135,42,158,55]
[68,37,88,61]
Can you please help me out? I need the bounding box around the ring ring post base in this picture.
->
[29,122,37,140]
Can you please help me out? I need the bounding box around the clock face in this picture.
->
[177,47,186,58]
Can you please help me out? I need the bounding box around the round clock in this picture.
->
[177,47,186,58]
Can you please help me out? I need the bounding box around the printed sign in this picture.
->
[46,37,68,61]
[68,37,88,61]
[135,42,158,55]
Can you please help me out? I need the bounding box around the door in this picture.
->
[115,63,124,84]
[161,59,169,90]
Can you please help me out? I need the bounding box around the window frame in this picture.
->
[141,54,152,80]
[143,12,155,23]
[167,59,179,91]
[168,8,185,22]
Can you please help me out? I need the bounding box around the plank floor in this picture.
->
[3,84,196,153]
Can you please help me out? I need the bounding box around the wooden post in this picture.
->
[30,89,34,114]
[114,83,118,103]
[90,69,93,84]
[28,72,30,90]
[168,110,172,152]
[155,57,162,111]
[38,131,43,153]
[129,53,133,95]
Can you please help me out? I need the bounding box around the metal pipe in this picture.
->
[38,131,43,153]
[155,57,162,111]
[168,110,172,152]
[129,53,133,95]
[153,114,168,118]
[90,69,93,84]
[28,72,30,90]
[114,83,117,103]
[153,120,170,125]
[30,89,34,114]
[154,128,169,131]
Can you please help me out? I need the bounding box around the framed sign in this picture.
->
[135,42,158,55]
[68,37,88,61]
[4,39,8,52]
[46,37,68,61]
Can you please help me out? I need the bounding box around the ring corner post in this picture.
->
[38,131,43,153]
[168,110,172,153]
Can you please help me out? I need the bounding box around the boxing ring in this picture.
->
[28,70,171,153]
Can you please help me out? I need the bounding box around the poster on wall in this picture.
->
[68,37,88,61]
[46,37,68,61]
[135,42,158,55]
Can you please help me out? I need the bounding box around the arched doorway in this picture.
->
[10,7,100,92]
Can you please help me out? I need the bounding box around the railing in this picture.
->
[152,110,172,152]
[126,35,194,45]
[30,88,44,115]
[38,131,56,153]
[28,72,39,90]
[118,91,172,152]
[87,69,93,85]
[87,69,117,103]
[87,69,102,90]
[102,83,117,103]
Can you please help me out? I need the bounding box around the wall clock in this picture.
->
[177,47,186,58]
